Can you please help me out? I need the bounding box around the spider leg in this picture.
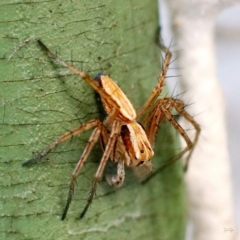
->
[143,98,200,171]
[137,43,172,118]
[61,123,108,220]
[37,40,120,112]
[22,119,105,166]
[171,99,200,170]
[141,100,166,147]
[79,120,121,219]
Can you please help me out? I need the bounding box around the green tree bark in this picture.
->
[0,1,186,240]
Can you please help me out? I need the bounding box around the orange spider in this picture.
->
[22,40,200,220]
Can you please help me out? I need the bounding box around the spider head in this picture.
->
[120,122,154,167]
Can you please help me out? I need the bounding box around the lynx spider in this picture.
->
[22,40,200,220]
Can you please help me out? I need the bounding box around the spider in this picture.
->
[22,39,200,220]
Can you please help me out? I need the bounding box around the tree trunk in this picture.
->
[0,1,186,239]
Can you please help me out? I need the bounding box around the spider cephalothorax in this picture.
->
[22,40,200,220]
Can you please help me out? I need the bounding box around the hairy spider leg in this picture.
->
[61,121,108,220]
[22,119,109,219]
[137,44,172,118]
[79,120,121,219]
[22,119,106,166]
[169,99,200,169]
[142,98,200,180]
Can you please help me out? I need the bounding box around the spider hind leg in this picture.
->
[142,98,200,173]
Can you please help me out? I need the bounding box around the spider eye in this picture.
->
[140,150,144,154]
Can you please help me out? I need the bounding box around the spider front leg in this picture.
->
[37,40,120,112]
[137,43,172,118]
[79,120,121,219]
